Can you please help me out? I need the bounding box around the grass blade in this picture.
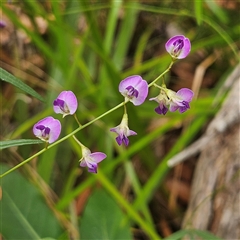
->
[0,139,43,150]
[0,68,44,102]
[194,0,203,25]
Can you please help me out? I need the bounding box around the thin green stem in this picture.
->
[0,101,125,178]
[1,61,173,178]
[73,113,82,127]
[148,61,174,87]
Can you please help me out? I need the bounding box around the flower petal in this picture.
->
[80,159,87,167]
[128,130,137,136]
[155,105,168,115]
[89,152,107,163]
[110,126,120,135]
[53,91,78,115]
[133,79,149,105]
[176,88,194,102]
[47,119,61,143]
[33,116,61,143]
[165,35,191,59]
[178,38,191,59]
[87,162,98,173]
[169,103,179,112]
[119,75,148,106]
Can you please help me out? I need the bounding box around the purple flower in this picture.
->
[79,146,106,173]
[168,88,194,113]
[110,113,137,146]
[150,87,193,115]
[165,35,191,59]
[33,116,61,143]
[53,91,78,117]
[119,75,148,106]
[149,90,169,115]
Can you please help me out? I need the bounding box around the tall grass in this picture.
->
[1,1,238,239]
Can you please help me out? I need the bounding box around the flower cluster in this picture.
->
[33,35,193,173]
[150,87,194,115]
[110,35,193,145]
[33,90,106,173]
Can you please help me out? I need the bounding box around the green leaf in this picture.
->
[79,189,132,240]
[0,68,45,102]
[0,164,63,239]
[194,0,203,25]
[163,229,223,240]
[0,139,43,150]
[205,0,229,24]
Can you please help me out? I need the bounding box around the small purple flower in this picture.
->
[53,91,78,117]
[165,35,191,59]
[168,88,194,113]
[150,87,193,115]
[33,116,61,143]
[110,113,137,146]
[79,146,106,173]
[119,75,148,106]
[149,90,169,115]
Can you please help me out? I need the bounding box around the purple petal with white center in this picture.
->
[89,152,107,163]
[150,94,169,115]
[33,116,61,143]
[165,35,191,59]
[80,150,106,173]
[169,88,193,113]
[53,91,78,116]
[119,75,148,106]
[176,88,194,102]
[169,104,179,112]
[80,160,87,167]
[110,126,137,146]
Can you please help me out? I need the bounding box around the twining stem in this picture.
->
[0,61,174,178]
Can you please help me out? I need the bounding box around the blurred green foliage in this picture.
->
[1,0,238,239]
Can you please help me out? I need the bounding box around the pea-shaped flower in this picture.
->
[119,75,148,106]
[149,90,169,115]
[150,87,193,114]
[165,35,191,59]
[33,116,61,143]
[110,113,137,146]
[167,88,194,113]
[53,91,78,117]
[79,145,106,173]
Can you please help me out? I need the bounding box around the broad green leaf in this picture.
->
[0,68,45,102]
[79,189,132,240]
[0,139,43,150]
[0,164,63,239]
